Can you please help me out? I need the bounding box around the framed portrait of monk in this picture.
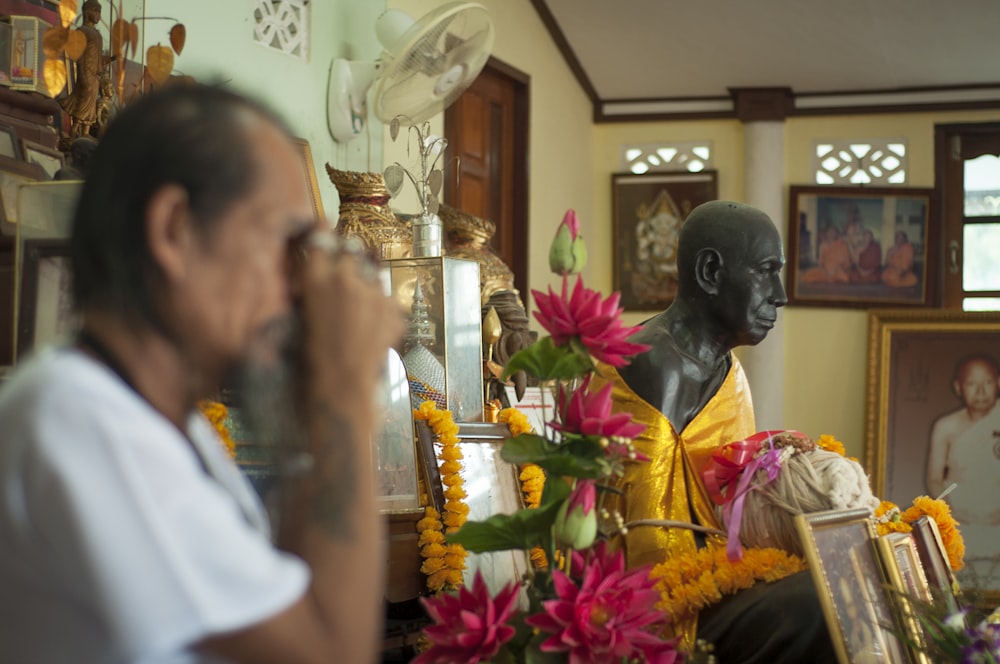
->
[611,170,717,311]
[796,508,910,664]
[864,308,1000,605]
[786,185,935,308]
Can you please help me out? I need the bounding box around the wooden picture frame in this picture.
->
[787,185,934,308]
[864,308,1000,603]
[22,140,65,180]
[611,170,717,311]
[15,238,76,360]
[796,508,911,664]
[293,138,325,221]
[910,516,960,613]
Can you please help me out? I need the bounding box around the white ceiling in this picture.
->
[537,0,1000,118]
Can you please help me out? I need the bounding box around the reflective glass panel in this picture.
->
[963,223,1000,291]
[963,154,1000,217]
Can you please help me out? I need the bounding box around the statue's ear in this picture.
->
[694,247,723,296]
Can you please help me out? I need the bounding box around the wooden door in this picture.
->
[445,58,529,294]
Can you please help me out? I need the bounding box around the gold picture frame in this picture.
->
[864,308,1000,604]
[877,532,933,664]
[796,508,911,664]
[293,137,324,221]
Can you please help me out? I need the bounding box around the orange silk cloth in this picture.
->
[591,357,756,646]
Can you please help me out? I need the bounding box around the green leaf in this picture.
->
[501,433,609,479]
[501,336,592,382]
[447,501,562,553]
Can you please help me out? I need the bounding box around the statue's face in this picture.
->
[714,225,787,346]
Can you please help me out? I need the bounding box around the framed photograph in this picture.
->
[611,170,717,311]
[418,420,529,600]
[796,508,910,664]
[787,185,934,308]
[864,308,1000,602]
[0,156,48,235]
[22,140,64,180]
[16,239,77,360]
[0,125,20,160]
[877,532,933,664]
[293,138,325,221]
[910,516,960,613]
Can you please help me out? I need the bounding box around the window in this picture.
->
[812,140,907,185]
[935,123,1000,311]
[622,142,712,174]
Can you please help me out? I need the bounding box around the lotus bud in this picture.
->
[554,479,598,550]
[548,209,588,276]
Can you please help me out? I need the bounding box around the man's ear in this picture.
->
[145,184,193,283]
[694,247,723,296]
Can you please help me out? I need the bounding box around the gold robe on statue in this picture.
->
[591,356,756,645]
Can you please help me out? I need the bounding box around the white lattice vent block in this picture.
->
[623,142,714,174]
[813,140,907,185]
[254,0,309,60]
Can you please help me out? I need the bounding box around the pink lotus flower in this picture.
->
[526,540,679,663]
[549,209,588,275]
[552,374,646,440]
[531,275,650,367]
[415,572,519,664]
[554,479,598,549]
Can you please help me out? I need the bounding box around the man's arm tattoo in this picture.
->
[309,403,359,540]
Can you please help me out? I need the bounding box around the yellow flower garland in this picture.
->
[652,546,808,623]
[876,496,966,572]
[414,401,469,593]
[197,400,236,459]
[817,435,966,573]
[500,407,551,569]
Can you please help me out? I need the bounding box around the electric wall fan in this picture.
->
[328,2,495,143]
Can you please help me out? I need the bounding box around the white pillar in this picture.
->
[740,120,786,429]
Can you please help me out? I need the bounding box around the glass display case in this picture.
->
[383,255,484,423]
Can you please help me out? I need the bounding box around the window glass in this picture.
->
[962,223,1000,292]
[963,154,1000,218]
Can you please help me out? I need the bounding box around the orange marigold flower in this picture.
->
[421,543,447,558]
[419,530,445,545]
[421,558,447,574]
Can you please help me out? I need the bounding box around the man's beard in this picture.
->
[223,314,305,461]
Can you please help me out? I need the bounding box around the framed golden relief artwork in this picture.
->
[864,308,1000,604]
[611,170,717,311]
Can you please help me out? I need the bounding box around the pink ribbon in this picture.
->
[702,430,805,562]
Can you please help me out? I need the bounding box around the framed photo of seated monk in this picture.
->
[795,508,911,664]
[611,170,717,311]
[864,308,1000,606]
[786,185,934,308]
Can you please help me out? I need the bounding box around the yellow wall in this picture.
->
[389,0,594,297]
[147,1,1000,458]
[594,109,1000,457]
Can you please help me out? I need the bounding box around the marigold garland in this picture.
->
[652,546,808,624]
[197,400,236,458]
[500,407,552,570]
[820,438,966,572]
[414,400,469,593]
